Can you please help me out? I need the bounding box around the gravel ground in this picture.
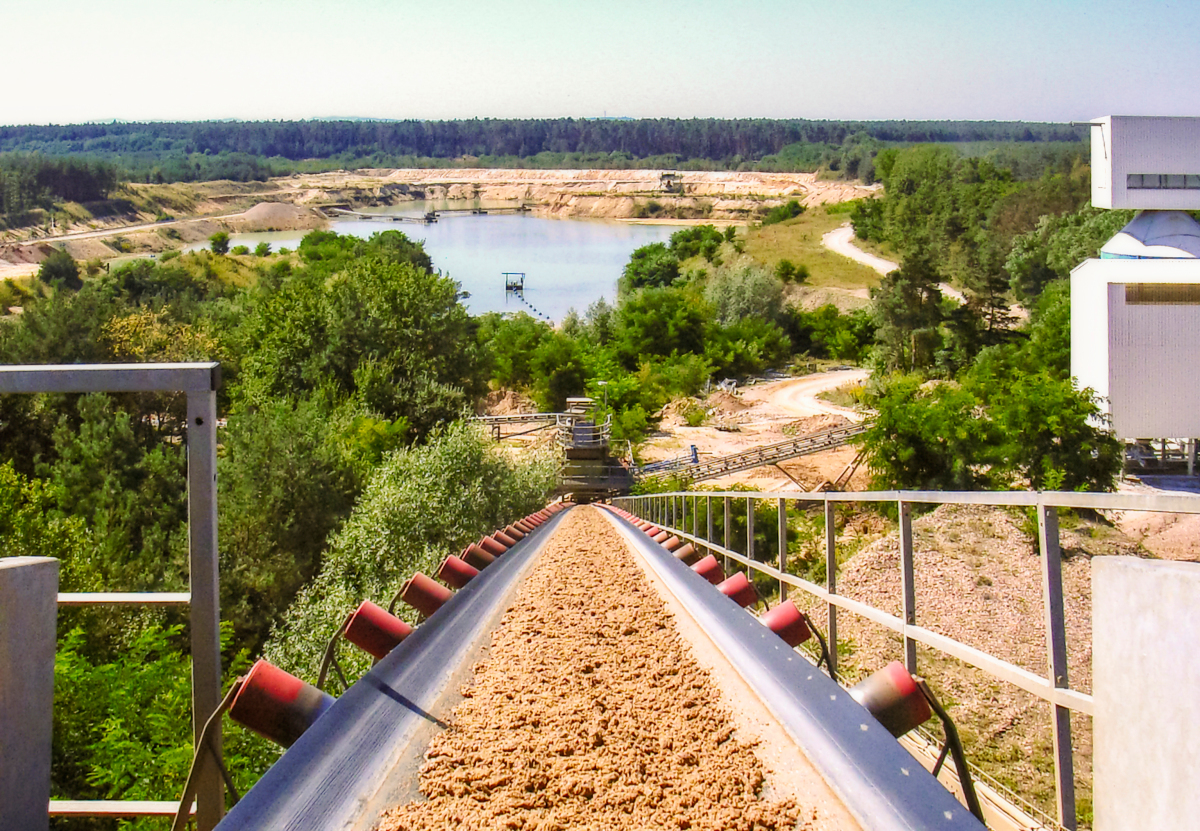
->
[377,507,813,831]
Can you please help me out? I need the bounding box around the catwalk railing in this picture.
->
[0,364,224,831]
[613,487,1200,831]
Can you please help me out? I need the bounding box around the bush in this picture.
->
[704,265,784,325]
[209,231,230,255]
[265,423,556,679]
[254,241,271,257]
[761,199,805,226]
[37,249,82,290]
[231,245,250,255]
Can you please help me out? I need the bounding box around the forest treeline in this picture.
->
[0,154,119,216]
[0,117,1086,185]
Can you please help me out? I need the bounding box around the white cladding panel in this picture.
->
[1092,116,1200,210]
[1072,258,1200,438]
[1107,283,1200,437]
[1070,265,1110,400]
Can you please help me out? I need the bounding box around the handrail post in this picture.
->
[723,496,731,572]
[898,499,917,673]
[692,494,698,539]
[824,498,838,679]
[681,493,687,532]
[1039,502,1077,830]
[187,388,224,831]
[706,495,713,553]
[746,497,755,562]
[777,497,788,601]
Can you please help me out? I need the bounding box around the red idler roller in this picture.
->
[760,600,812,648]
[343,600,413,659]
[673,543,701,566]
[462,543,495,570]
[493,529,518,547]
[437,555,480,589]
[717,572,759,608]
[651,530,671,544]
[478,536,508,558]
[640,524,661,536]
[514,519,535,534]
[399,572,454,618]
[662,535,684,552]
[229,660,334,748]
[850,661,933,738]
[504,524,525,540]
[691,554,726,585]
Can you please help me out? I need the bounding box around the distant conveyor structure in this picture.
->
[636,421,868,485]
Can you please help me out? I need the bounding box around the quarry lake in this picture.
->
[191,202,676,321]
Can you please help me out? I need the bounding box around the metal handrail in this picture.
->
[613,486,1191,831]
[0,363,225,831]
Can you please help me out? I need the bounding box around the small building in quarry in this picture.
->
[1071,116,1200,464]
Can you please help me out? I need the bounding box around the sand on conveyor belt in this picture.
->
[377,507,815,831]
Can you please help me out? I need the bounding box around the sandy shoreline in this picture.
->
[1,169,875,272]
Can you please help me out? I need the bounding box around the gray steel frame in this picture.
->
[0,363,224,831]
[613,487,1200,831]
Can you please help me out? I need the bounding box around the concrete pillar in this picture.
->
[0,557,58,831]
[1093,557,1200,831]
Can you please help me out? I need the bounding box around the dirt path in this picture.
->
[740,369,868,422]
[377,507,843,831]
[821,224,966,303]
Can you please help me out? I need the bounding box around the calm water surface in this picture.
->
[188,201,674,321]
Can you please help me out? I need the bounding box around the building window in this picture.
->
[1127,174,1200,189]
[1125,283,1200,305]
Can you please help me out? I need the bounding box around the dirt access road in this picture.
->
[641,370,870,492]
[821,224,967,303]
[741,368,868,422]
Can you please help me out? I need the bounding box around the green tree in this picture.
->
[37,249,83,290]
[621,243,680,292]
[531,331,588,411]
[209,231,230,255]
[254,242,271,257]
[869,255,944,372]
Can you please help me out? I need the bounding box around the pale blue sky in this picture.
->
[6,0,1199,125]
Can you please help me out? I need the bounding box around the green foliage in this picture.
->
[53,623,276,811]
[860,376,1003,491]
[209,231,230,255]
[236,241,485,436]
[614,286,707,367]
[476,311,552,388]
[621,242,680,291]
[773,258,808,283]
[231,244,250,255]
[38,249,83,290]
[1005,207,1134,302]
[704,265,783,325]
[761,199,805,226]
[254,241,271,257]
[869,254,944,372]
[668,225,725,261]
[265,423,557,679]
[531,331,588,412]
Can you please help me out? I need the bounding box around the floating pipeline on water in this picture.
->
[509,289,552,322]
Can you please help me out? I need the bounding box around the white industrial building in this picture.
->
[1071,116,1200,454]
